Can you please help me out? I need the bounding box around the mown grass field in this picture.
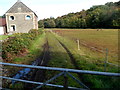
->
[51,29,118,64]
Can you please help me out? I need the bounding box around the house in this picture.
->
[0,18,7,35]
[5,0,38,34]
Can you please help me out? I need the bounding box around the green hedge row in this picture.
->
[2,29,43,61]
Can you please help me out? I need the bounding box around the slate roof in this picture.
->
[0,18,6,26]
[6,1,37,17]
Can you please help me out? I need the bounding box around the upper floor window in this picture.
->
[9,16,15,20]
[25,15,31,20]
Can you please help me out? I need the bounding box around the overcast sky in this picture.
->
[0,0,119,20]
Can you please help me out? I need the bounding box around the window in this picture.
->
[9,16,15,20]
[25,15,31,20]
[10,25,16,31]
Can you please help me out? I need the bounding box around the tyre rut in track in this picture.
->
[25,39,50,89]
[57,39,89,88]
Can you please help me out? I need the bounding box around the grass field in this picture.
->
[51,29,118,64]
[52,29,118,52]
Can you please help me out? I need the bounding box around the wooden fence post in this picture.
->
[77,39,80,50]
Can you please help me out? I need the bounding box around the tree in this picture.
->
[38,20,44,28]
[48,19,56,28]
[38,1,120,29]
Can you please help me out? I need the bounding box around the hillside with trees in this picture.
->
[38,1,120,29]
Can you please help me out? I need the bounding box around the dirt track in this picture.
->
[25,39,50,89]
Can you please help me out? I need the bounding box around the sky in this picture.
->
[0,0,119,20]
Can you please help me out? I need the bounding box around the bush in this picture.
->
[2,29,43,62]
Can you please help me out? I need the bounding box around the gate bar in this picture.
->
[0,62,120,76]
[34,72,64,90]
[0,76,84,90]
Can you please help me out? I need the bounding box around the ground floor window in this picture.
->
[10,25,16,31]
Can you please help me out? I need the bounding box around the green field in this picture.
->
[52,29,118,64]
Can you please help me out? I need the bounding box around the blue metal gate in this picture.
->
[0,62,120,90]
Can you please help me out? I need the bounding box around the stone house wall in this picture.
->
[6,12,37,33]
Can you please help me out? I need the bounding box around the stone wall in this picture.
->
[6,12,38,33]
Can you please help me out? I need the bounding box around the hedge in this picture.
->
[2,29,43,62]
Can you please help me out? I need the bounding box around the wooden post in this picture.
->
[77,39,80,50]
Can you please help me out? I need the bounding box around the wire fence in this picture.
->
[75,39,119,69]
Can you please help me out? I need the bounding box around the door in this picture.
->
[10,25,16,31]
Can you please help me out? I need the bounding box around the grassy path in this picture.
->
[45,31,82,88]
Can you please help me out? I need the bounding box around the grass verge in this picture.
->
[0,35,9,40]
[3,32,46,89]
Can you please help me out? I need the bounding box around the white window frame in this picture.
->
[10,24,16,31]
[25,15,32,20]
[9,16,15,21]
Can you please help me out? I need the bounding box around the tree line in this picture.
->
[39,1,120,29]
